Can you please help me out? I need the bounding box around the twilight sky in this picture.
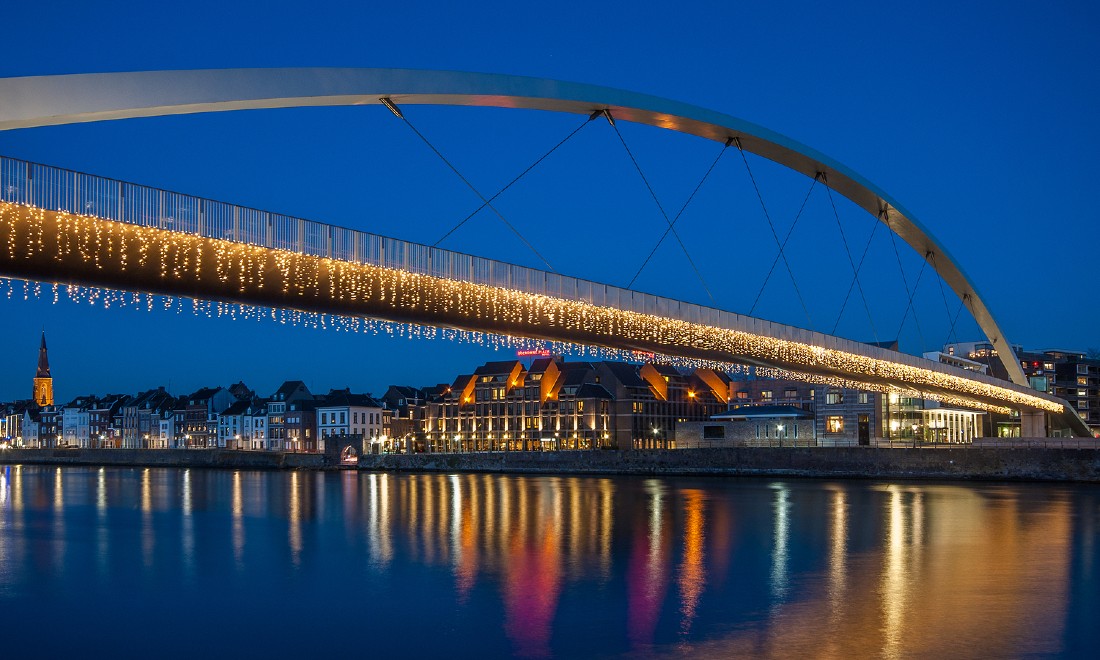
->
[0,0,1097,403]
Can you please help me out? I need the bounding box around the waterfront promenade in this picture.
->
[3,444,1098,482]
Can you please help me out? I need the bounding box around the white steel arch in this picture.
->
[0,67,1027,384]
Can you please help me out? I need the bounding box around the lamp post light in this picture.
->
[234,434,241,450]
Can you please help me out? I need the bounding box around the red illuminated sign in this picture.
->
[517,349,551,357]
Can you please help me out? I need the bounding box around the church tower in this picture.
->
[33,331,53,406]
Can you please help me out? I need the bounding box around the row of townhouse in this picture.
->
[2,379,390,453]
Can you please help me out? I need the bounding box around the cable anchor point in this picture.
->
[380,97,404,119]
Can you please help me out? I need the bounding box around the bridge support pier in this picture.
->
[1021,410,1047,438]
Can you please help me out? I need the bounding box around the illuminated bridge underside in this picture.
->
[0,201,1064,417]
[0,67,1028,386]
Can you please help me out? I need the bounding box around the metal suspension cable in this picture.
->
[433,115,594,247]
[627,141,729,289]
[944,297,967,349]
[606,115,717,305]
[890,227,929,352]
[823,178,878,341]
[832,218,882,335]
[381,98,555,271]
[735,141,813,330]
[930,252,962,348]
[747,176,818,316]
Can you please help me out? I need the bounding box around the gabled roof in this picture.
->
[220,399,252,416]
[575,383,614,399]
[650,363,683,377]
[188,386,221,403]
[561,368,592,387]
[271,380,311,401]
[424,384,451,402]
[527,357,557,374]
[63,395,98,409]
[320,389,382,408]
[600,361,648,387]
[228,381,253,401]
[474,360,521,376]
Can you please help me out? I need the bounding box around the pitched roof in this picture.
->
[474,360,521,376]
[600,361,648,387]
[220,399,252,416]
[650,363,682,377]
[272,380,310,401]
[188,387,221,402]
[575,383,614,399]
[527,357,557,374]
[320,389,382,408]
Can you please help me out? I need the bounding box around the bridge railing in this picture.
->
[0,155,757,329]
[0,155,1050,402]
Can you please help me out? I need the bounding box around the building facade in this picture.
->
[316,389,383,454]
[424,358,726,452]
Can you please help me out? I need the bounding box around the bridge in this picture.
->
[0,68,1084,435]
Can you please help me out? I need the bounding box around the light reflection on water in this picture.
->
[0,465,1096,658]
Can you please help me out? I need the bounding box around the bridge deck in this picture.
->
[0,156,1077,426]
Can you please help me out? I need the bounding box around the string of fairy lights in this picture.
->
[0,200,1062,415]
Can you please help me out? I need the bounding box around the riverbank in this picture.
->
[360,447,1100,483]
[0,448,335,470]
[2,446,1099,482]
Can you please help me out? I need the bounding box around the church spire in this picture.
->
[33,331,53,406]
[37,330,50,378]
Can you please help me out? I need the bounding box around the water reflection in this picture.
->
[0,467,1092,658]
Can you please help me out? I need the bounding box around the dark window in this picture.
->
[703,425,725,439]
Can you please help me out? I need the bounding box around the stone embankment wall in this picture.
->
[6,447,1098,482]
[0,449,332,470]
[360,447,1100,483]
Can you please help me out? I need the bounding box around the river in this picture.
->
[0,466,1096,657]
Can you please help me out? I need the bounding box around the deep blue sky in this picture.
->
[0,0,1097,403]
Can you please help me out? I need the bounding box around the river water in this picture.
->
[0,466,1096,657]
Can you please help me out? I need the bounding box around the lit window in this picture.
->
[760,391,773,401]
[826,416,844,433]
